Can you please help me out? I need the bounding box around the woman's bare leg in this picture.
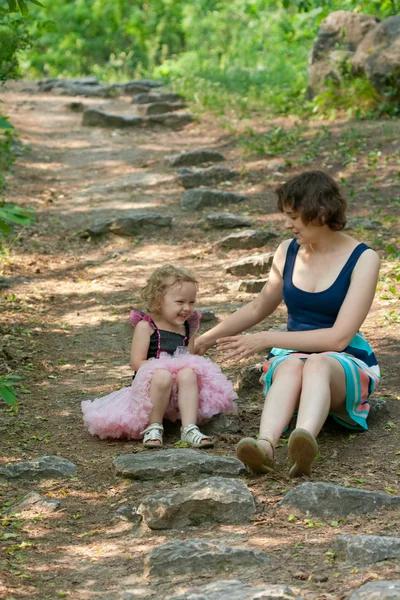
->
[258,358,304,457]
[295,354,346,435]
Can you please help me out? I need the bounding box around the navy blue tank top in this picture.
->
[283,239,370,331]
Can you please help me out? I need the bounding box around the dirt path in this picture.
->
[0,81,399,599]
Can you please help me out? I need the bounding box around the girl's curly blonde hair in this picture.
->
[141,264,198,313]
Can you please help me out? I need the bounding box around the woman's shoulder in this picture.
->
[273,238,295,271]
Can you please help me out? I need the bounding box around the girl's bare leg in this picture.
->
[177,368,199,427]
[177,368,211,446]
[295,354,346,435]
[258,358,304,457]
[148,370,173,444]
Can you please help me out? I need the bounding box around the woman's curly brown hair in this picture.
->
[141,264,198,313]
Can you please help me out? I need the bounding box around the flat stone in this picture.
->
[235,364,263,393]
[166,579,301,600]
[138,476,254,529]
[82,109,144,128]
[115,505,143,524]
[238,279,268,293]
[278,482,400,518]
[215,229,278,251]
[6,491,61,515]
[145,540,268,577]
[225,253,274,276]
[200,213,252,229]
[65,101,85,112]
[109,213,172,235]
[347,580,400,599]
[111,79,163,93]
[113,448,246,481]
[146,112,194,128]
[202,413,241,435]
[199,309,218,323]
[181,189,246,211]
[165,149,225,167]
[0,456,77,480]
[136,102,186,116]
[85,212,172,237]
[132,91,183,104]
[177,166,238,189]
[335,534,400,566]
[368,397,389,424]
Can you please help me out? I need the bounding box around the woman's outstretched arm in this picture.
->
[194,241,288,355]
[218,248,380,360]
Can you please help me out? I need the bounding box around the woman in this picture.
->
[195,170,380,477]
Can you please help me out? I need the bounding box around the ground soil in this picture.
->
[0,80,399,600]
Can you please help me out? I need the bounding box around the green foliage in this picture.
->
[13,0,400,116]
[0,201,35,236]
[0,374,20,406]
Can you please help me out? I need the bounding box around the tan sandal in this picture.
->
[288,428,318,478]
[236,436,275,474]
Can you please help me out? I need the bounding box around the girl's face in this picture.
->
[159,280,196,326]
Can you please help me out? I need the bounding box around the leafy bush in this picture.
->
[0,374,20,406]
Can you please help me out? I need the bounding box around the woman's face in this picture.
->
[282,206,322,244]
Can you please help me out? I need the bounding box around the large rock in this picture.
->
[352,16,400,97]
[145,540,268,577]
[108,213,172,235]
[278,482,400,518]
[6,491,61,515]
[181,189,246,211]
[225,253,274,276]
[113,448,246,480]
[82,109,144,128]
[0,456,77,480]
[132,91,183,104]
[237,279,268,293]
[166,580,301,600]
[38,77,114,97]
[85,212,172,237]
[135,101,186,116]
[200,212,252,229]
[308,11,379,97]
[347,580,400,600]
[165,149,225,167]
[146,112,194,128]
[177,166,238,189]
[111,79,163,94]
[335,534,400,566]
[215,229,278,251]
[138,477,255,529]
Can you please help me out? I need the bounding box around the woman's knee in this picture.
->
[302,354,330,377]
[152,369,173,389]
[176,368,197,385]
[274,357,304,380]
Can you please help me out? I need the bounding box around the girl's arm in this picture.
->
[130,320,153,371]
[188,336,195,355]
[218,249,380,360]
[194,240,289,355]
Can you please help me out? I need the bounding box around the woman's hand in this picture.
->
[217,332,269,360]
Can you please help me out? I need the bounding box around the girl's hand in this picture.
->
[194,336,214,356]
[217,332,269,360]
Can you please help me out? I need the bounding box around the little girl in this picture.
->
[81,264,237,448]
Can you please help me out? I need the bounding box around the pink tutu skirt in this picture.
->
[81,352,238,439]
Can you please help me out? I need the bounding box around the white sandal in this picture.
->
[181,424,214,449]
[141,423,164,448]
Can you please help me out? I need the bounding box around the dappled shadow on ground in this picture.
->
[1,81,399,599]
